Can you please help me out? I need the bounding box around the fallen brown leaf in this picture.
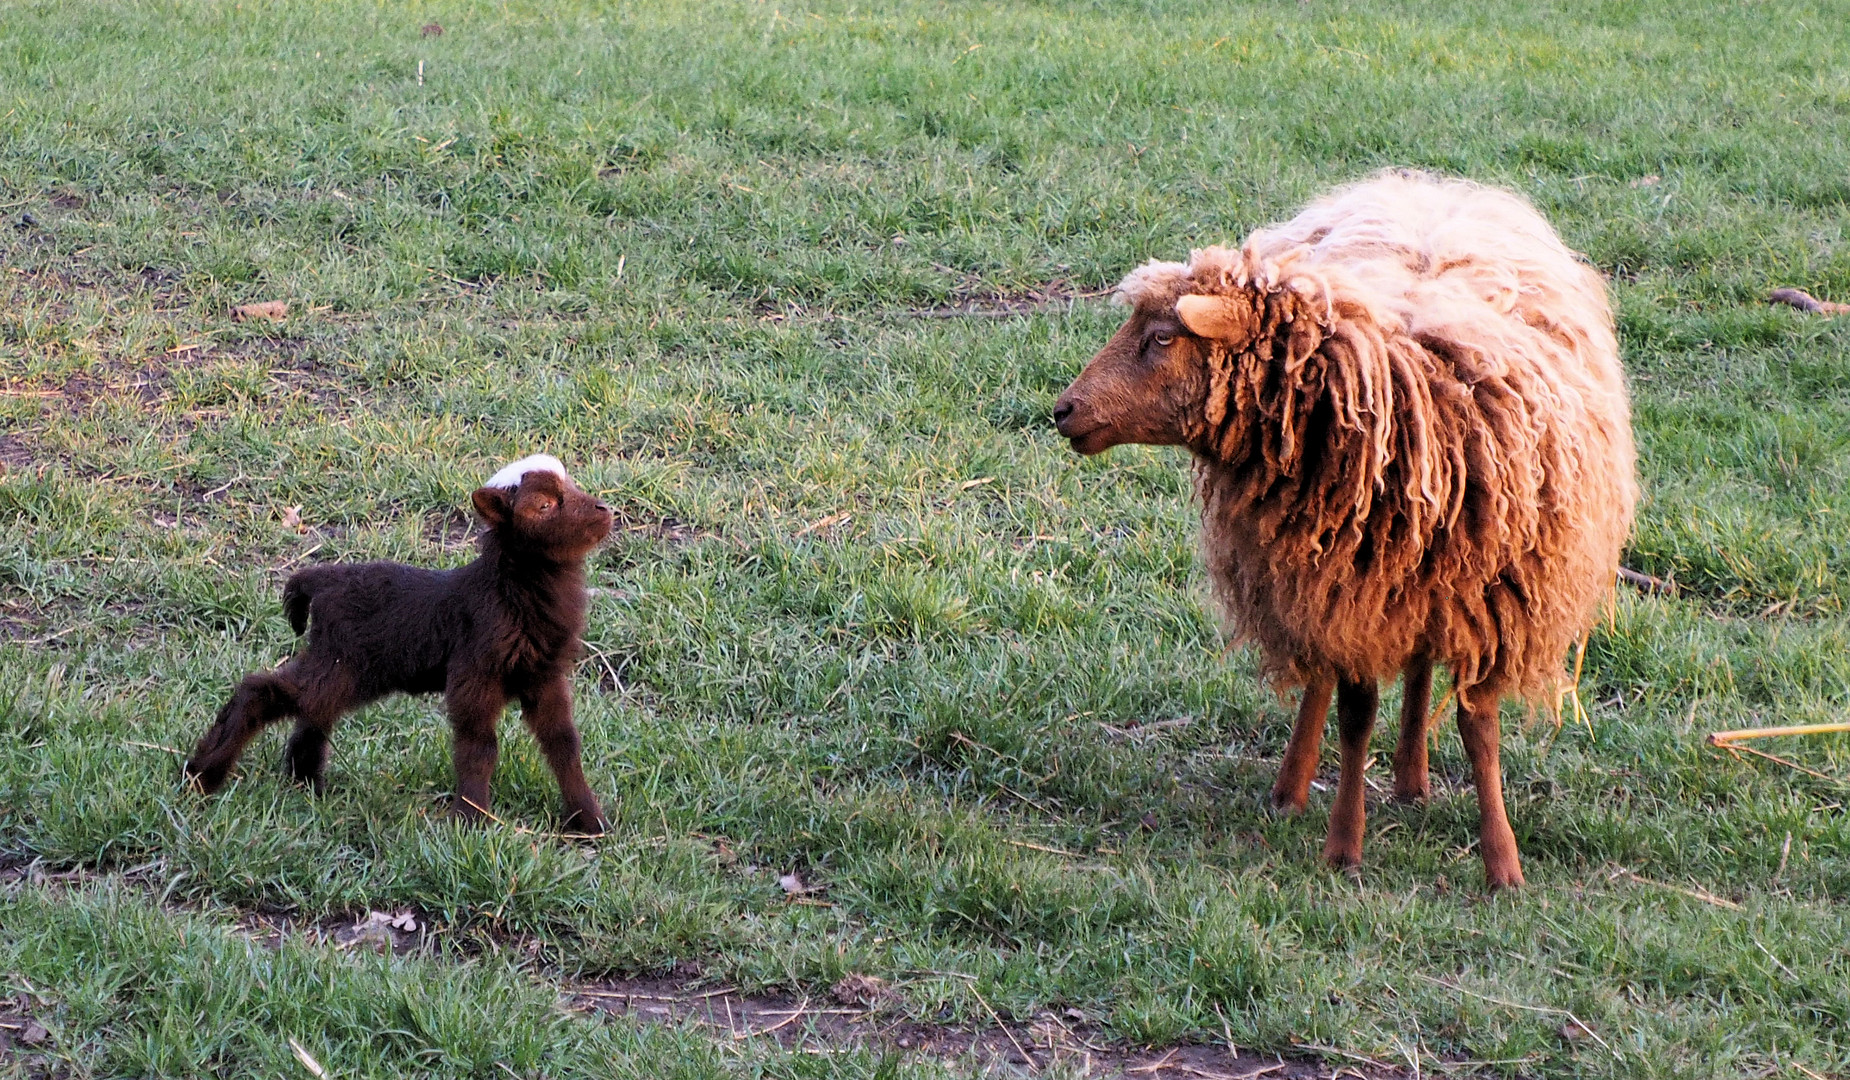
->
[233,300,289,321]
[1559,1018,1598,1042]
[421,22,444,36]
[280,505,305,533]
[830,973,891,1007]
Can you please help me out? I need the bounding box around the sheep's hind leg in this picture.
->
[1457,692,1524,890]
[1321,678,1378,872]
[520,675,608,834]
[185,666,304,793]
[1391,655,1435,804]
[1269,674,1334,814]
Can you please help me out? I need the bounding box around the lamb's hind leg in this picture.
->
[185,665,305,793]
[1322,677,1379,871]
[1270,674,1335,814]
[281,677,354,794]
[1391,655,1435,804]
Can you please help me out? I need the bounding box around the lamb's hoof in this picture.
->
[182,761,228,794]
[449,796,492,824]
[1389,787,1431,806]
[561,805,610,837]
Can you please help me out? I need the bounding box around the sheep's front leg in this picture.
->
[1322,678,1378,871]
[446,676,507,822]
[1457,693,1524,890]
[1391,655,1435,804]
[1270,674,1334,814]
[520,675,607,834]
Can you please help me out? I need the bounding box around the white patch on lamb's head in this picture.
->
[1112,259,1189,309]
[485,454,569,490]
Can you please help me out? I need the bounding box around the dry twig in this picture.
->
[1613,867,1742,910]
[1707,722,1850,746]
[1617,566,1677,596]
[1769,287,1850,315]
[1414,974,1618,1060]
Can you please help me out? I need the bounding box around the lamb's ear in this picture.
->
[1175,293,1256,344]
[471,486,511,526]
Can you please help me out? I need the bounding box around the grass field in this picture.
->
[3,1,1849,1076]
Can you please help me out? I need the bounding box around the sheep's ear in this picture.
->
[471,486,511,526]
[1175,293,1255,343]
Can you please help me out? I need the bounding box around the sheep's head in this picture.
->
[472,456,614,563]
[1053,252,1266,456]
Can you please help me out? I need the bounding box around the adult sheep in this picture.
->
[1053,171,1636,889]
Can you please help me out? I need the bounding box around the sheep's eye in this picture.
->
[1152,334,1175,348]
[529,498,557,514]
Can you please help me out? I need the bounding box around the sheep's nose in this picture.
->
[1052,401,1075,425]
[594,502,609,513]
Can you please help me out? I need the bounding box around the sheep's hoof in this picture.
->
[1483,864,1525,891]
[1322,843,1364,872]
[1263,790,1309,818]
[1389,785,1431,806]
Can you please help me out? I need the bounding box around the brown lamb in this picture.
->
[183,455,615,832]
[1053,171,1637,889]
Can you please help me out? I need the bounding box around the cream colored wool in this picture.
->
[1120,171,1637,703]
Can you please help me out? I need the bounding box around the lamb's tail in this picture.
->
[280,567,328,636]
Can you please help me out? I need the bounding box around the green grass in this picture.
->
[3,0,1849,1076]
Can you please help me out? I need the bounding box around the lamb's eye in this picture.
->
[1153,334,1175,348]
[531,498,557,514]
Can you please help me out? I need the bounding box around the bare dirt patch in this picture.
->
[0,433,37,471]
[570,974,1410,1079]
[917,275,1114,319]
[752,280,1112,325]
[2,858,1411,1078]
[0,995,57,1078]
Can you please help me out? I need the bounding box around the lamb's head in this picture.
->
[1053,249,1268,456]
[472,455,614,562]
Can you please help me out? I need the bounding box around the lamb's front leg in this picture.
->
[446,675,507,822]
[520,674,607,834]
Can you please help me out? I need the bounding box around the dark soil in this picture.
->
[570,973,1411,1079]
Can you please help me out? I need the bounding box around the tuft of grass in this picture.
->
[3,1,1848,1077]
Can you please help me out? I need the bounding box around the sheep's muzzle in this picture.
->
[1053,307,1199,455]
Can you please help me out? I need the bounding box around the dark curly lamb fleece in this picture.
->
[184,456,616,833]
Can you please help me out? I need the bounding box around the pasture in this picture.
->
[2,1,1848,1076]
